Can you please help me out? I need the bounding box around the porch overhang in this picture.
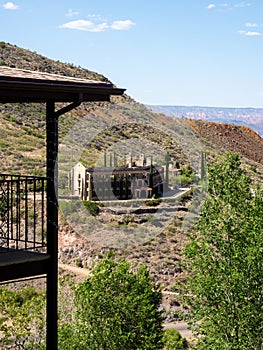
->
[0,65,125,350]
[0,66,125,103]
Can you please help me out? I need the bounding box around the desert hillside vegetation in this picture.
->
[1,41,263,329]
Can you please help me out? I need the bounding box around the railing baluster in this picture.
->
[16,178,20,249]
[0,174,47,252]
[10,180,13,243]
[24,178,28,250]
[33,178,36,250]
[41,178,45,247]
[7,181,10,249]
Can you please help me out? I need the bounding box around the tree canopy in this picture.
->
[182,153,263,349]
[58,255,164,350]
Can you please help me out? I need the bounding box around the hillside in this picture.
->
[184,118,263,165]
[1,42,263,173]
[1,42,263,324]
[0,42,194,175]
[0,41,109,81]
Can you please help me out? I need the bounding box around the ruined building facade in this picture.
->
[69,155,164,201]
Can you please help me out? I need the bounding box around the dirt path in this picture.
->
[163,322,193,340]
[58,263,91,277]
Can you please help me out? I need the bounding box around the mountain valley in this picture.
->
[1,42,263,326]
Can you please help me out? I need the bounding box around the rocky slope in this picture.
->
[184,118,263,165]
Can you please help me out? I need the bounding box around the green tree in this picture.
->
[182,153,263,349]
[59,256,164,350]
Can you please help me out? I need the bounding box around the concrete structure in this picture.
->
[70,157,164,201]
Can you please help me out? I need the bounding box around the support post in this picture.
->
[46,101,58,350]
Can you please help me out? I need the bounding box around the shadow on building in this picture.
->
[70,154,164,201]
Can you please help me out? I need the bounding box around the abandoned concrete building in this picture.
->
[69,155,165,201]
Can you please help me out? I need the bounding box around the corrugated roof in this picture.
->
[0,66,125,103]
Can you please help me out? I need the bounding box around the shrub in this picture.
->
[145,198,162,206]
[163,328,188,350]
[82,200,99,216]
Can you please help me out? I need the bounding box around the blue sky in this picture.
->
[1,0,263,108]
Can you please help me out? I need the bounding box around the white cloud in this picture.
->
[66,9,79,17]
[238,30,261,36]
[60,18,135,32]
[234,1,251,8]
[245,22,257,28]
[59,20,108,32]
[207,4,216,9]
[111,20,135,30]
[3,2,18,10]
[207,2,252,11]
[206,3,231,12]
[87,14,106,21]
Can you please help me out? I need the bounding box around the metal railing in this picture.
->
[0,174,47,252]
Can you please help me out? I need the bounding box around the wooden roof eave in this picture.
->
[0,66,125,103]
[0,80,125,103]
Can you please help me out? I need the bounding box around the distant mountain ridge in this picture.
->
[146,105,263,136]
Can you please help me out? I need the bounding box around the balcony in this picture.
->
[0,65,124,349]
[0,174,50,282]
